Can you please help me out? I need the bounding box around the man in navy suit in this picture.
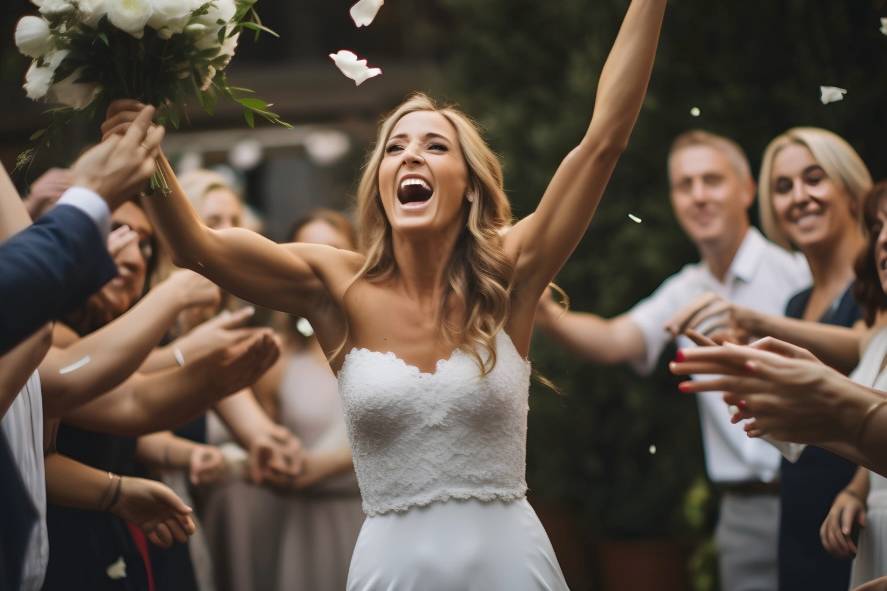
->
[0,105,164,355]
[0,105,164,591]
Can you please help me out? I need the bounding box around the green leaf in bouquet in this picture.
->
[240,21,279,38]
[98,32,109,47]
[235,97,269,110]
[29,129,46,141]
[243,109,255,128]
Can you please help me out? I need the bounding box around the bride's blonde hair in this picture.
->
[350,93,514,374]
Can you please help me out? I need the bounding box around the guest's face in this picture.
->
[293,220,354,250]
[377,110,469,238]
[872,197,887,294]
[98,203,154,316]
[199,187,242,230]
[669,145,753,248]
[769,144,857,254]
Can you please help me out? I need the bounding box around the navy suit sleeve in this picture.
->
[0,204,117,353]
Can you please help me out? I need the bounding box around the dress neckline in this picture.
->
[341,331,527,379]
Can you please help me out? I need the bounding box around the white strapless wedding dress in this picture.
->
[339,331,569,590]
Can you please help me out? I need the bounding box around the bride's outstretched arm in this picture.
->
[103,100,354,317]
[507,0,666,292]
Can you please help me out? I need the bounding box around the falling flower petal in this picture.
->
[60,355,91,374]
[296,318,314,337]
[819,86,847,105]
[628,213,642,224]
[329,50,382,86]
[766,438,806,463]
[881,18,887,36]
[350,0,384,28]
[106,557,127,580]
[648,445,657,455]
[689,106,701,117]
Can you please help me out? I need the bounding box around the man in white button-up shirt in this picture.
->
[535,130,811,591]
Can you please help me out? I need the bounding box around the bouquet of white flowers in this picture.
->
[15,0,287,173]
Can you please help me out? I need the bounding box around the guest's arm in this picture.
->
[0,325,53,417]
[0,163,33,237]
[214,388,303,484]
[59,330,278,436]
[665,293,862,374]
[40,270,220,418]
[535,294,647,365]
[136,432,225,486]
[44,452,195,547]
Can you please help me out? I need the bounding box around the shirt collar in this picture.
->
[704,227,768,285]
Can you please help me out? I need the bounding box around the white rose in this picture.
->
[199,0,236,26]
[106,0,153,38]
[76,0,108,27]
[148,0,193,38]
[23,49,69,100]
[38,0,74,15]
[15,16,53,59]
[217,30,239,66]
[46,67,100,109]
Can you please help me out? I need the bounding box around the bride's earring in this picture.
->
[466,192,475,203]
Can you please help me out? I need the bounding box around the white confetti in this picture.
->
[819,86,847,105]
[296,317,314,337]
[329,50,382,86]
[106,556,127,580]
[350,0,384,28]
[689,106,701,117]
[881,18,887,36]
[59,355,91,375]
[648,445,657,455]
[628,213,642,224]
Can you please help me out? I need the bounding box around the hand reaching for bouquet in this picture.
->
[72,104,164,210]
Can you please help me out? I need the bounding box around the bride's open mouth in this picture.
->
[397,176,434,209]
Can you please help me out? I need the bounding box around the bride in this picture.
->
[103,1,665,587]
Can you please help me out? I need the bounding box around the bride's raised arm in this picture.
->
[507,0,666,292]
[103,100,358,318]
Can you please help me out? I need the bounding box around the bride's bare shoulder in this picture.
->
[283,241,365,288]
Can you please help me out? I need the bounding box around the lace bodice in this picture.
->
[339,331,531,516]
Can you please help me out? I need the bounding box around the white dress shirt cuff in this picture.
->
[57,187,111,241]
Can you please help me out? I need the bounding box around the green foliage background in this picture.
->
[437,0,887,542]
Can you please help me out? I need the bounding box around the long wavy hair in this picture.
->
[349,93,514,373]
[854,181,887,326]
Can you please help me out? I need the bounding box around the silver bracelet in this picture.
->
[173,346,186,367]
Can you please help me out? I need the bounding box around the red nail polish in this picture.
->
[678,382,690,393]
[675,350,685,362]
[738,400,747,410]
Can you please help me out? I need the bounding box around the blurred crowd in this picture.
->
[4,98,887,591]
[1,107,362,591]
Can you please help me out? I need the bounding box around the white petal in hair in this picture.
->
[819,86,847,105]
[329,50,382,86]
[350,0,384,28]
